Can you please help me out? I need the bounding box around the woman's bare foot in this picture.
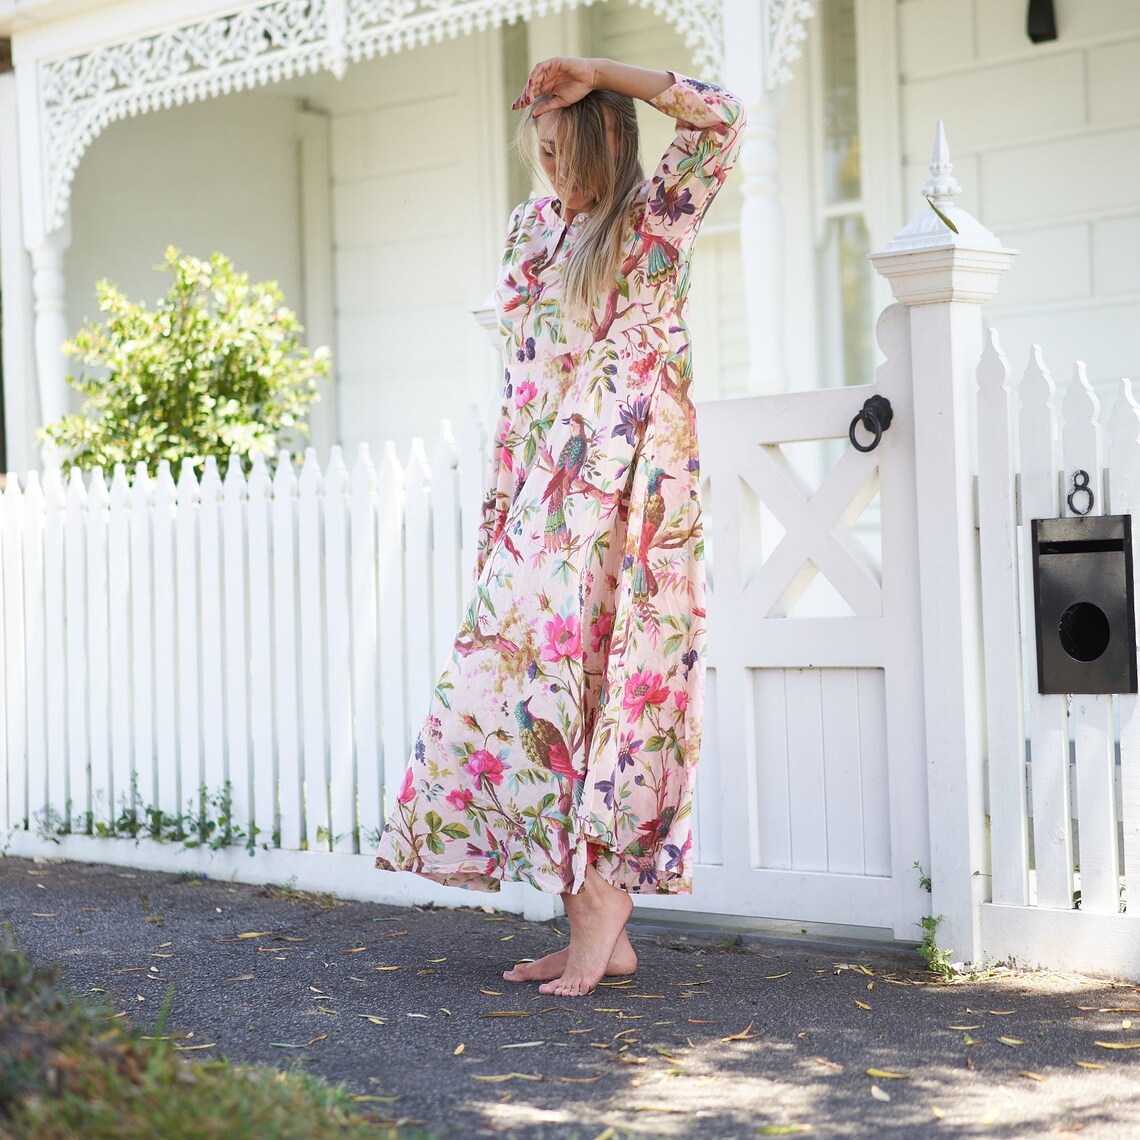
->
[536,867,633,997]
[502,929,637,983]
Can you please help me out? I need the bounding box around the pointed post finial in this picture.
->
[923,120,961,206]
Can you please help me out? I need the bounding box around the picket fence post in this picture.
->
[870,123,1015,964]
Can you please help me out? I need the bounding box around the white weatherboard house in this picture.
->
[2,0,1140,979]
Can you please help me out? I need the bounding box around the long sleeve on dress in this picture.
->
[640,75,746,248]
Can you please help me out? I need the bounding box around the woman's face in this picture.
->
[536,111,597,218]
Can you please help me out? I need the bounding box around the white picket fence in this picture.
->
[977,333,1140,972]
[0,423,493,865]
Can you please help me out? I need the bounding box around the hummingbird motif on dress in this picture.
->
[632,467,674,598]
[514,697,580,781]
[515,697,581,871]
[623,806,678,886]
[501,254,545,314]
[541,413,590,551]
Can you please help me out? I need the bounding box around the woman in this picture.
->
[376,57,745,997]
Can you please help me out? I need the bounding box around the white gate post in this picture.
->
[870,124,1015,965]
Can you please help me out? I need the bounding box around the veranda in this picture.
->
[3,124,1140,980]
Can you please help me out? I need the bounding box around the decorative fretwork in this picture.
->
[34,0,747,235]
[763,0,814,88]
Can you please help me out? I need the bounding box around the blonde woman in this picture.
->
[376,57,745,997]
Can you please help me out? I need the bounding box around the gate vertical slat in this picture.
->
[404,441,433,744]
[152,463,179,820]
[2,480,25,830]
[324,447,355,853]
[86,470,111,826]
[198,460,226,800]
[430,424,461,677]
[176,461,202,832]
[377,443,407,812]
[1061,365,1119,913]
[107,467,132,824]
[272,454,303,850]
[23,475,46,828]
[785,668,828,871]
[298,451,327,849]
[64,470,89,829]
[976,331,1030,905]
[222,459,251,841]
[1018,348,1073,907]
[247,455,276,849]
[1108,380,1140,910]
[129,466,154,812]
[351,445,381,846]
[821,668,864,873]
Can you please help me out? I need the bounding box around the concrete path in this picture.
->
[3,856,1139,1138]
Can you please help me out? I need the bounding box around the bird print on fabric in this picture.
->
[632,466,674,598]
[542,413,590,551]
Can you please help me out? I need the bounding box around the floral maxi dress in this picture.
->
[375,75,745,895]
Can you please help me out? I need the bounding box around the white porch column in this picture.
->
[29,220,71,452]
[0,70,36,474]
[723,0,799,393]
[870,124,1015,966]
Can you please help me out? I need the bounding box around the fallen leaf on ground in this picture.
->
[1075,1061,1105,1069]
[275,936,306,942]
[721,1023,757,1042]
[866,1068,910,1079]
[1019,1071,1046,1081]
[427,957,447,963]
[375,966,401,972]
[350,1095,399,1103]
[345,947,367,954]
[407,1013,429,1019]
[948,1024,982,1031]
[501,1041,546,1049]
[988,1009,1016,1015]
[357,1015,386,1025]
[151,953,173,959]
[480,989,503,996]
[454,1044,465,1055]
[756,1127,806,1136]
[687,1019,715,1024]
[597,979,634,987]
[31,913,58,918]
[962,1034,981,1045]
[382,931,408,937]
[594,1008,625,1013]
[870,1084,890,1101]
[471,1073,542,1083]
[269,1035,327,1048]
[237,932,270,939]
[764,973,790,980]
[1094,1041,1140,1049]
[931,1106,945,1119]
[815,1057,843,1070]
[500,935,515,942]
[560,1075,602,1084]
[482,1011,531,1018]
[999,1037,1024,1047]
[316,1006,338,1015]
[854,1000,872,1011]
[309,987,328,995]
[173,1042,216,1051]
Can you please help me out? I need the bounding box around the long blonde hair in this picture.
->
[515,90,644,310]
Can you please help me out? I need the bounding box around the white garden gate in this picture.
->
[636,304,929,938]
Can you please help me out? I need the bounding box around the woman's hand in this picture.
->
[512,57,599,116]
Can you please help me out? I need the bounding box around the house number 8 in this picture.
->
[1067,469,1094,516]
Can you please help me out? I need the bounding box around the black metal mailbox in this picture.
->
[1031,514,1137,695]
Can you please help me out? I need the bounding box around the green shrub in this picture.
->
[40,247,329,475]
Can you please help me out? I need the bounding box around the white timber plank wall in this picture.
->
[897,0,1140,395]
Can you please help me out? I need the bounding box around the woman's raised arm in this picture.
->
[513,57,673,115]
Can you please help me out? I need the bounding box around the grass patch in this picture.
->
[0,925,420,1139]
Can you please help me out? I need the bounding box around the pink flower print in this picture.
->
[446,787,473,812]
[541,614,582,663]
[622,671,670,722]
[397,767,415,805]
[590,606,614,654]
[515,380,537,409]
[673,689,689,715]
[464,749,506,788]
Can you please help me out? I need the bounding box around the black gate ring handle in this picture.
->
[849,395,894,453]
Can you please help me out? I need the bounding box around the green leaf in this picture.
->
[644,736,667,752]
[425,833,445,856]
[425,811,442,833]
[925,195,959,234]
[440,823,470,840]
